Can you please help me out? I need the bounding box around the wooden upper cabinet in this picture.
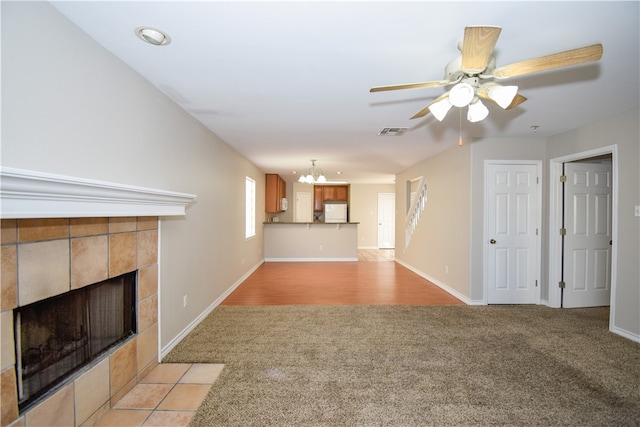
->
[265,174,286,213]
[313,185,349,211]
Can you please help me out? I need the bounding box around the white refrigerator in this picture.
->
[324,202,348,223]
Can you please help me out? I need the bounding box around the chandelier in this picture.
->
[298,160,326,184]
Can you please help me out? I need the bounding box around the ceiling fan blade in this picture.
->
[370,80,450,92]
[410,93,449,119]
[461,26,502,74]
[506,93,527,109]
[492,44,603,79]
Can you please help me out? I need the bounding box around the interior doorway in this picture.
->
[377,193,395,249]
[548,146,618,323]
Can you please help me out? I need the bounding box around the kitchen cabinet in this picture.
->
[265,174,286,213]
[313,185,349,212]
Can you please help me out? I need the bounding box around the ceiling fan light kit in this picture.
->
[370,26,603,125]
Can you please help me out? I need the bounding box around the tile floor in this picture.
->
[94,363,224,427]
[357,248,395,261]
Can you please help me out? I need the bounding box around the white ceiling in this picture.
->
[51,1,639,184]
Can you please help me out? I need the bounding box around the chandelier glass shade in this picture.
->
[298,160,326,183]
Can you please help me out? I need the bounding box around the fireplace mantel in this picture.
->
[0,167,197,218]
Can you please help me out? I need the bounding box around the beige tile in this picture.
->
[109,232,137,277]
[156,384,211,411]
[1,220,17,244]
[17,218,69,242]
[113,383,172,410]
[94,409,151,427]
[74,358,110,426]
[109,217,137,234]
[1,311,16,370]
[137,217,158,231]
[6,415,25,427]
[110,377,136,409]
[24,383,74,426]
[18,240,70,306]
[137,230,158,269]
[137,359,158,382]
[180,363,225,384]
[110,338,138,397]
[1,367,19,426]
[136,324,158,370]
[138,294,158,332]
[71,217,109,237]
[138,265,158,300]
[1,245,17,310]
[79,402,109,427]
[142,410,194,427]
[71,235,109,289]
[140,364,191,384]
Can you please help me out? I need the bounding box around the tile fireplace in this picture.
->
[0,168,196,427]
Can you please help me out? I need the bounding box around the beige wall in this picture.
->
[2,2,265,353]
[395,144,473,301]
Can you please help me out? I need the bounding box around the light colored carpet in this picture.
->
[164,305,640,426]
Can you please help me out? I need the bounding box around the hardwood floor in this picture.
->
[222,250,463,306]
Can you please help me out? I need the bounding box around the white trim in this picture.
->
[160,259,264,358]
[483,160,542,305]
[395,259,480,305]
[547,145,619,328]
[0,167,196,218]
[264,257,358,262]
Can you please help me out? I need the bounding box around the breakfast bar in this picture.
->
[263,222,358,261]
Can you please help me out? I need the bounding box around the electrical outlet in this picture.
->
[319,245,323,251]
[183,295,188,308]
[445,265,449,274]
[635,205,640,217]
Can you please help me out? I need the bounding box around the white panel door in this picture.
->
[377,193,395,249]
[563,162,612,308]
[295,192,313,223]
[486,164,540,304]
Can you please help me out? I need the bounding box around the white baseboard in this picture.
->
[394,259,481,305]
[264,257,358,262]
[610,325,640,343]
[160,259,264,359]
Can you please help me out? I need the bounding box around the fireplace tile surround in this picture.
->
[1,217,159,427]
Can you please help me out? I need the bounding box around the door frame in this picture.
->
[547,145,618,323]
[483,160,542,305]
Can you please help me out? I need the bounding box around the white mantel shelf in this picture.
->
[0,167,197,219]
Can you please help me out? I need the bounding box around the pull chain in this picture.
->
[458,108,463,146]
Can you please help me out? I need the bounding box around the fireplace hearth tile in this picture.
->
[138,294,158,331]
[1,220,17,244]
[1,311,15,369]
[24,383,74,427]
[140,364,191,384]
[70,217,108,237]
[1,368,19,425]
[74,359,110,426]
[18,240,70,306]
[113,383,172,410]
[137,217,158,232]
[17,219,69,242]
[94,408,151,427]
[110,339,137,396]
[137,230,158,268]
[138,265,158,300]
[109,217,137,234]
[109,232,136,277]
[1,245,17,310]
[156,384,211,411]
[137,324,159,370]
[71,235,108,289]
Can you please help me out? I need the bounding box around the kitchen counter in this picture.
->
[263,222,358,261]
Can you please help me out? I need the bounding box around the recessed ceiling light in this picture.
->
[135,27,171,46]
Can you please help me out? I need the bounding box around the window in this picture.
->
[245,177,256,238]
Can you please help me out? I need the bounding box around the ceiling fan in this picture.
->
[370,26,603,123]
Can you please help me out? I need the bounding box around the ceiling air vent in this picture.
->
[378,127,407,136]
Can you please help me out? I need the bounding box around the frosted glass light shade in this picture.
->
[429,97,453,121]
[449,83,475,108]
[467,99,489,122]
[487,85,518,109]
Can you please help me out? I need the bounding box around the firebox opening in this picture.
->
[14,271,137,412]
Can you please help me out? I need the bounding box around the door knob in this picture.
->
[490,239,497,244]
